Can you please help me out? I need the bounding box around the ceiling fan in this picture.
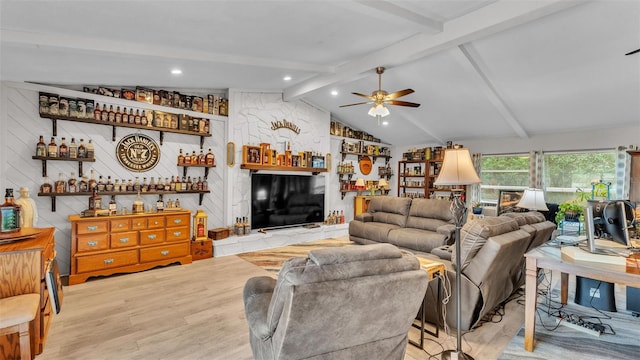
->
[340,66,420,118]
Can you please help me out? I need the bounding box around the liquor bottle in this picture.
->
[101,104,108,121]
[114,179,121,192]
[40,176,52,194]
[205,148,215,166]
[134,109,141,124]
[186,176,192,190]
[109,196,117,215]
[202,177,208,191]
[48,137,58,157]
[59,137,68,158]
[69,137,78,158]
[88,169,97,191]
[128,108,135,124]
[196,176,203,191]
[122,107,129,123]
[78,138,86,158]
[132,191,144,214]
[285,142,292,167]
[156,177,164,191]
[68,172,78,193]
[115,106,122,123]
[86,139,95,159]
[54,173,66,193]
[134,177,141,192]
[170,176,176,191]
[156,195,164,212]
[149,177,156,191]
[174,198,180,208]
[170,115,177,129]
[163,114,170,128]
[184,151,191,165]
[97,175,105,191]
[1,189,21,233]
[198,149,205,165]
[164,177,170,191]
[88,189,101,210]
[36,135,47,157]
[108,105,115,122]
[141,177,148,192]
[140,110,148,126]
[79,173,88,192]
[93,103,101,121]
[243,216,250,235]
[190,150,197,165]
[105,176,114,191]
[178,149,185,165]
[182,176,188,191]
[234,217,242,236]
[126,179,134,192]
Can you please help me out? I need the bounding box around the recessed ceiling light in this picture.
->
[283,75,292,81]
[171,69,182,75]
[382,121,389,126]
[331,90,338,96]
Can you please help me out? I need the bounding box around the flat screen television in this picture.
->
[251,173,325,230]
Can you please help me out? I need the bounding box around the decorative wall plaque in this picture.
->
[116,133,161,172]
[270,119,301,134]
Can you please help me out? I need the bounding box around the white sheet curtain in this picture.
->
[471,153,482,204]
[615,145,631,199]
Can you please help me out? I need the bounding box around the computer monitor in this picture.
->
[602,200,635,247]
[587,199,607,237]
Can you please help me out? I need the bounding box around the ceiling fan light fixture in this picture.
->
[368,103,390,117]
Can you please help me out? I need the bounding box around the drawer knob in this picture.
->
[161,250,170,256]
[154,221,159,225]
[173,231,181,237]
[119,238,129,243]
[87,241,98,247]
[117,224,124,228]
[173,219,182,224]
[137,222,142,226]
[87,225,98,231]
[148,234,157,240]
[104,258,114,265]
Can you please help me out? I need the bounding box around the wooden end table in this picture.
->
[409,256,446,349]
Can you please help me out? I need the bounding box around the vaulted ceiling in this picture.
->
[1,1,638,146]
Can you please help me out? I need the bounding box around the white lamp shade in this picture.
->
[354,178,365,188]
[434,148,481,186]
[516,188,549,211]
[368,104,390,117]
[378,178,388,188]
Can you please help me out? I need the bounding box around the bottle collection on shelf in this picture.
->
[40,170,209,195]
[233,217,251,236]
[39,92,211,134]
[177,148,215,166]
[330,120,382,143]
[36,135,95,159]
[402,141,463,161]
[341,139,390,157]
[324,210,345,225]
[243,142,326,169]
[85,190,182,217]
[336,161,355,174]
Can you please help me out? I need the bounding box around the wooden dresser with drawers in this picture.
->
[68,211,192,285]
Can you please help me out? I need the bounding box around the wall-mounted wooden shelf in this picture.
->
[240,163,327,175]
[178,164,216,178]
[32,156,95,177]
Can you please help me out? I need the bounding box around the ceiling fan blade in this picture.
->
[339,101,373,107]
[387,100,421,107]
[385,89,414,100]
[352,92,375,100]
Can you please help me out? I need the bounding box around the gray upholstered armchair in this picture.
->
[242,243,429,360]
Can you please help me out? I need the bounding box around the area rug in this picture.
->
[498,293,640,359]
[237,236,354,273]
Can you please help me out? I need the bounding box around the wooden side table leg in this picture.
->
[524,256,538,352]
[561,272,569,304]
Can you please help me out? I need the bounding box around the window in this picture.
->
[543,150,616,204]
[480,154,530,204]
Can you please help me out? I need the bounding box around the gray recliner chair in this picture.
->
[242,243,429,360]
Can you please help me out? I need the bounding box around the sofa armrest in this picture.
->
[355,213,373,222]
[243,276,277,339]
[436,223,456,243]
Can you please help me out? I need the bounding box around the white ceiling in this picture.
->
[1,0,639,146]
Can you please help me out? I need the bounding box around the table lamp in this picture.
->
[378,178,388,195]
[433,147,481,360]
[516,188,549,211]
[354,178,365,196]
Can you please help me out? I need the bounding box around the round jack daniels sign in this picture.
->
[116,133,160,172]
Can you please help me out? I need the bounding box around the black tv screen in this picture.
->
[251,173,325,230]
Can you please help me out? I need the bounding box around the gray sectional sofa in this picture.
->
[348,196,556,331]
[349,196,456,253]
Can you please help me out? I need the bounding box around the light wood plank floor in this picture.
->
[39,256,524,360]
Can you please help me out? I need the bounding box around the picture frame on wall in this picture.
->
[497,190,524,215]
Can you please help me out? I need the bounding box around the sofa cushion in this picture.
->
[501,211,546,225]
[452,216,520,270]
[368,196,412,227]
[387,228,449,253]
[349,220,401,243]
[406,198,452,228]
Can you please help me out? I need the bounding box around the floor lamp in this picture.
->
[433,147,481,360]
[516,188,549,212]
